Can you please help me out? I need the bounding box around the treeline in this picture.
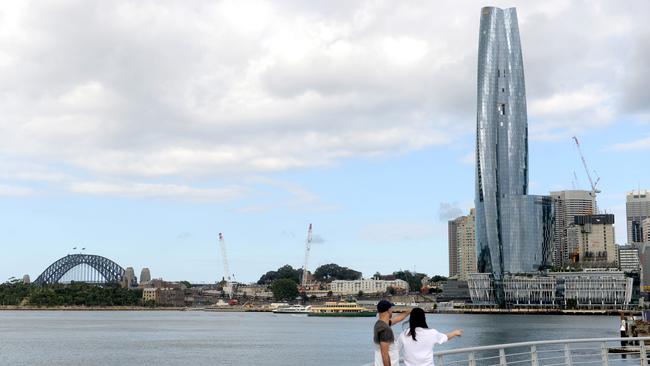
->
[0,282,142,307]
[256,264,448,300]
[257,263,362,285]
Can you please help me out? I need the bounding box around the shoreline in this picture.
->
[1,305,637,315]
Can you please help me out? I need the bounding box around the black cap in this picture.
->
[377,299,394,313]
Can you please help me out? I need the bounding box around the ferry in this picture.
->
[272,305,312,314]
[308,302,376,317]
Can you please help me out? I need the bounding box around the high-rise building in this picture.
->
[618,245,640,272]
[448,219,459,277]
[627,190,650,244]
[643,218,650,243]
[448,209,477,280]
[566,214,616,266]
[475,7,554,282]
[550,190,596,266]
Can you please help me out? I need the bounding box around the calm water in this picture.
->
[0,311,621,365]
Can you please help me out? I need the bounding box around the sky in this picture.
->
[1,0,649,284]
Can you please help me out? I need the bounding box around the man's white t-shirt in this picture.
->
[397,328,448,366]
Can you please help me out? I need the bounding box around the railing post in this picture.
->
[499,348,507,366]
[564,343,572,366]
[640,339,648,365]
[600,342,609,366]
[468,352,476,366]
[531,345,538,366]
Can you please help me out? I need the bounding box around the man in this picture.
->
[373,300,411,366]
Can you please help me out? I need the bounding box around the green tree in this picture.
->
[271,279,299,301]
[393,271,427,293]
[179,281,192,289]
[257,265,302,285]
[313,263,361,282]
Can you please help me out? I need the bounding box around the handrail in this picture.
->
[362,337,650,366]
[432,336,650,356]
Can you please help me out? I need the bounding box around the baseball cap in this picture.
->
[376,299,394,313]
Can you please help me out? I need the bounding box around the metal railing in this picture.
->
[433,337,650,366]
[363,337,650,366]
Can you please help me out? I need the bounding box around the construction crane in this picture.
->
[572,136,601,203]
[301,224,313,289]
[218,232,233,299]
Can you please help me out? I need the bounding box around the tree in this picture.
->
[393,271,428,293]
[271,279,299,301]
[257,265,302,285]
[430,275,447,283]
[179,281,192,289]
[357,290,364,298]
[313,264,361,282]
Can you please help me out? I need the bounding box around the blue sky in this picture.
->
[1,1,649,283]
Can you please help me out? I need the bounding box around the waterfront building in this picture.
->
[474,7,554,284]
[159,288,185,307]
[143,288,160,303]
[566,214,616,266]
[448,209,477,280]
[437,280,471,302]
[550,190,597,267]
[140,268,151,285]
[627,190,650,244]
[330,279,409,295]
[468,272,633,308]
[618,245,640,272]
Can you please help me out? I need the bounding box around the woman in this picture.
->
[397,308,463,366]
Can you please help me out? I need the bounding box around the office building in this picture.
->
[643,218,650,243]
[550,190,596,266]
[448,209,477,280]
[330,279,409,295]
[448,219,459,277]
[566,214,616,266]
[627,190,650,244]
[475,7,554,286]
[618,245,640,272]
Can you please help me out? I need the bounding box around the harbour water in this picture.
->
[0,311,621,365]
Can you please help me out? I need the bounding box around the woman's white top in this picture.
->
[398,328,448,366]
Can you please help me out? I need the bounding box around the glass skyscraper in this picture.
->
[475,7,554,285]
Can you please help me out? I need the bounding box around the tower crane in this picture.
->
[218,232,233,299]
[572,136,601,206]
[301,224,313,289]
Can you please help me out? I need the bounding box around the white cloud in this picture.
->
[68,181,246,202]
[0,0,648,190]
[0,184,34,196]
[609,135,650,151]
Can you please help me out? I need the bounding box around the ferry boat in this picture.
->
[272,305,312,314]
[308,302,376,317]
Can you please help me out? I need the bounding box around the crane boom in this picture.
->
[218,232,232,299]
[572,136,601,195]
[302,224,313,288]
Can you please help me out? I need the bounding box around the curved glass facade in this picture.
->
[475,7,554,282]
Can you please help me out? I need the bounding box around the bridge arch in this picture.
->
[34,254,125,286]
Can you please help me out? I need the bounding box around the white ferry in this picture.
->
[272,305,312,314]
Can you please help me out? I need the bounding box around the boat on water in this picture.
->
[308,302,376,317]
[273,305,312,314]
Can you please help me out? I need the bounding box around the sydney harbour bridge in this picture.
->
[34,254,128,286]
